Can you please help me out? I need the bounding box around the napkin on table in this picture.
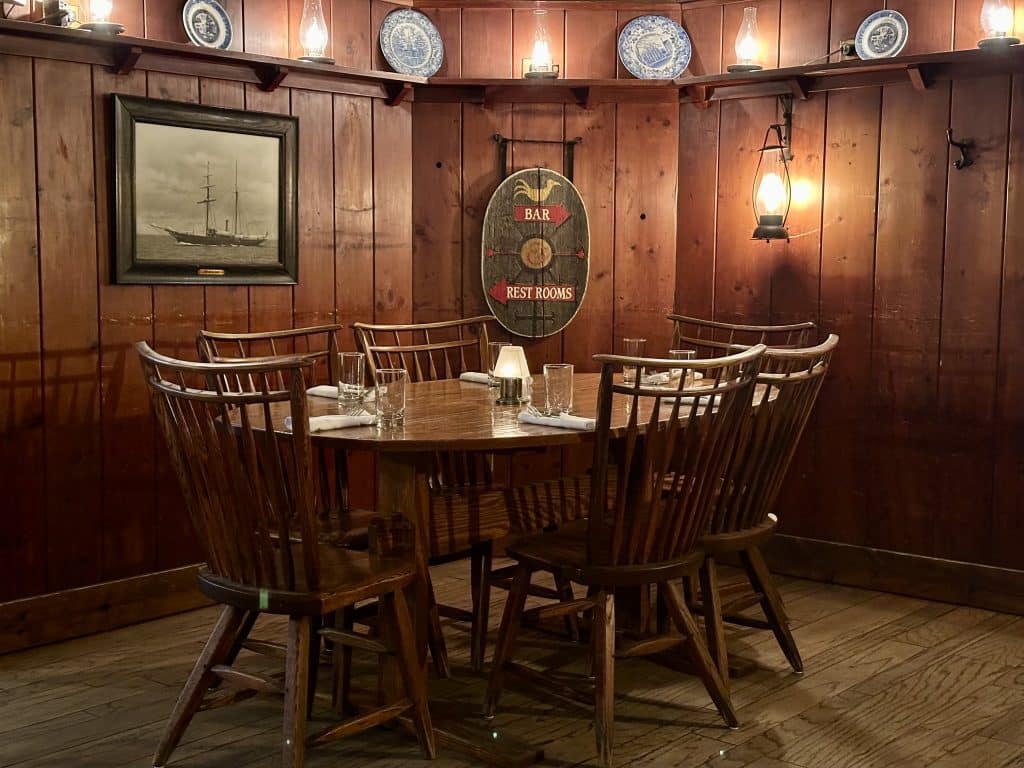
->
[459,372,492,385]
[284,413,376,432]
[517,411,595,431]
[308,385,374,402]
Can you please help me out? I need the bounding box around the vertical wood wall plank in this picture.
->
[242,0,290,56]
[676,102,720,321]
[421,8,461,77]
[779,0,830,67]
[816,87,881,547]
[887,0,955,55]
[373,99,413,324]
[0,55,46,601]
[412,103,462,323]
[143,0,189,43]
[199,78,250,335]
[461,9,512,78]
[872,81,951,557]
[291,89,337,327]
[614,102,678,353]
[331,0,372,69]
[245,85,294,334]
[36,59,102,591]
[147,71,204,571]
[992,73,1024,570]
[935,75,1010,563]
[371,1,405,72]
[93,66,157,582]
[682,3,723,76]
[829,0,878,53]
[564,10,617,79]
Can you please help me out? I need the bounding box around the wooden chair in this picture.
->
[668,313,816,358]
[696,334,838,682]
[138,344,433,768]
[484,345,766,767]
[352,316,508,675]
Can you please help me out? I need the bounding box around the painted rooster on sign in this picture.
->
[513,178,561,203]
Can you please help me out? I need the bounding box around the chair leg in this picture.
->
[424,569,452,679]
[209,610,258,691]
[698,557,729,687]
[471,542,493,673]
[387,589,437,759]
[742,545,803,673]
[307,616,322,718]
[593,590,616,768]
[331,606,355,714]
[153,605,246,767]
[662,581,738,728]
[483,563,532,718]
[554,573,581,643]
[283,617,312,768]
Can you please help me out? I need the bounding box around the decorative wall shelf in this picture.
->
[1,19,1021,108]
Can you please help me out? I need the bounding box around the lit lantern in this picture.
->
[752,124,791,242]
[728,6,762,72]
[524,9,558,78]
[979,0,1019,48]
[494,345,532,404]
[80,0,124,34]
[298,0,334,64]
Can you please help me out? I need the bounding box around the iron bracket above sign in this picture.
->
[494,134,583,182]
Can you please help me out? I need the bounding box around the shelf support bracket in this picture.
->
[906,64,931,92]
[255,64,289,92]
[113,45,143,76]
[385,82,413,107]
[570,86,593,110]
[683,84,712,108]
[787,77,810,101]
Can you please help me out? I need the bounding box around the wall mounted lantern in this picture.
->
[752,97,793,242]
[728,6,762,72]
[298,0,334,64]
[80,0,124,34]
[524,9,558,78]
[979,0,1019,48]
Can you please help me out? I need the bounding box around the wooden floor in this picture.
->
[3,560,1024,768]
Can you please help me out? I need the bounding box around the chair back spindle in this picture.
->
[352,316,493,384]
[668,314,815,358]
[197,325,343,389]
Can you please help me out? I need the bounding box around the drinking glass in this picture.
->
[621,337,646,383]
[337,352,366,403]
[670,348,697,385]
[375,368,407,427]
[543,363,574,415]
[487,341,511,386]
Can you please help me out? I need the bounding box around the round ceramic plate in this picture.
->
[379,9,444,77]
[182,0,233,50]
[617,15,692,79]
[855,10,909,59]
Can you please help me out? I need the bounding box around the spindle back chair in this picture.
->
[352,315,492,384]
[668,313,816,358]
[138,343,433,768]
[485,345,765,767]
[696,334,838,680]
[198,324,342,390]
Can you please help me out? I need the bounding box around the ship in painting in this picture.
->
[152,161,268,247]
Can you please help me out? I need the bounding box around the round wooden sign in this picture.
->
[481,168,590,338]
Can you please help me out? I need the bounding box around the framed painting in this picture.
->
[112,94,298,285]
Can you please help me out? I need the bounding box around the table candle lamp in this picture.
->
[979,0,1019,48]
[494,345,531,405]
[80,0,124,34]
[728,6,762,72]
[298,0,334,64]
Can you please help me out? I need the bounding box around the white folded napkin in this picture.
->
[284,413,376,432]
[459,372,491,385]
[307,385,339,399]
[641,372,672,385]
[517,411,595,431]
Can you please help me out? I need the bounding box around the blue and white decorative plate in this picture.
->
[379,9,444,78]
[855,10,909,59]
[182,0,233,50]
[617,15,692,80]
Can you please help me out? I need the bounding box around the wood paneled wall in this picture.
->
[411,0,1024,571]
[0,0,410,602]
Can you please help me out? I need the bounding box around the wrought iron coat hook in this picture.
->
[946,129,974,170]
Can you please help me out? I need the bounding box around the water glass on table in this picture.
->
[543,363,574,415]
[375,368,407,427]
[670,348,697,386]
[622,338,646,383]
[487,341,510,386]
[338,352,366,404]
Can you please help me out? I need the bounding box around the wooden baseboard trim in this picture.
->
[757,535,1024,616]
[0,565,211,655]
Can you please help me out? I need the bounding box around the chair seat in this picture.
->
[197,542,415,616]
[506,521,703,588]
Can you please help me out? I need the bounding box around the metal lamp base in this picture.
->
[753,214,789,242]
[727,63,763,73]
[979,36,1020,49]
[80,21,125,34]
[524,65,559,79]
[495,377,524,405]
[298,55,336,64]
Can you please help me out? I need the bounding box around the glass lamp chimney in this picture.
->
[729,7,763,72]
[979,0,1019,47]
[299,0,334,63]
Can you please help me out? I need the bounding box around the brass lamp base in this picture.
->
[298,55,336,64]
[495,377,524,405]
[979,36,1020,49]
[727,63,763,73]
[80,21,125,34]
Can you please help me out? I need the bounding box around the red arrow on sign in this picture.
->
[513,204,572,227]
[489,277,510,305]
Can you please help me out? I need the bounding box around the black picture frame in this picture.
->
[112,94,298,285]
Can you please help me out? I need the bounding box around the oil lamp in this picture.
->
[728,7,762,72]
[298,0,334,64]
[80,0,124,34]
[979,0,1019,48]
[752,123,791,242]
[524,9,558,78]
